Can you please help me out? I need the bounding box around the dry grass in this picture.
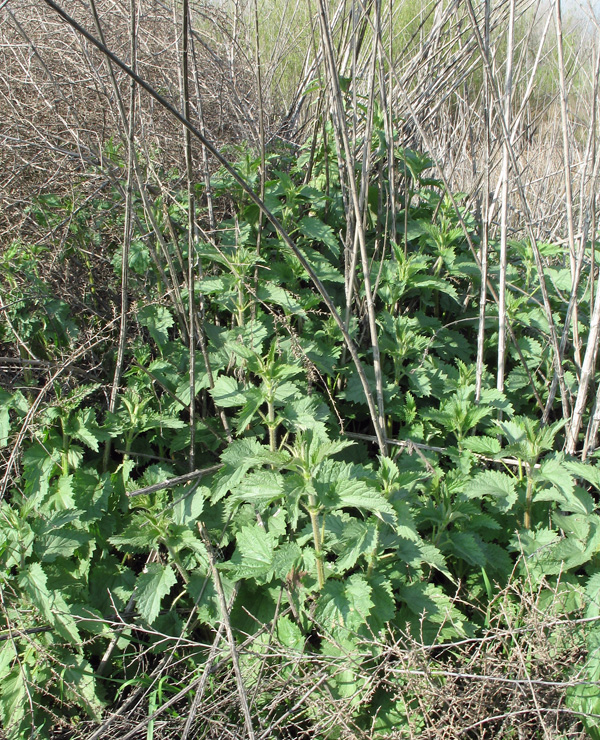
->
[9,576,589,740]
[1,0,600,737]
[0,0,264,248]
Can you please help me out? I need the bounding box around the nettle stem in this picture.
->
[308,493,325,590]
[524,462,533,530]
[61,428,69,477]
[267,394,276,452]
[367,526,380,577]
[165,543,190,585]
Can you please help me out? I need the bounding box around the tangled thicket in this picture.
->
[1,0,600,738]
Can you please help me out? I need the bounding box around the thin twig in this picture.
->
[127,464,222,497]
[198,522,256,740]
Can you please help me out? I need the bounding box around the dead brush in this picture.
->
[51,574,597,740]
[376,576,596,740]
[1,1,600,739]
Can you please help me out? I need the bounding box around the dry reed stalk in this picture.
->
[180,0,197,472]
[2,2,600,734]
[318,0,387,444]
[475,0,491,403]
[496,0,516,396]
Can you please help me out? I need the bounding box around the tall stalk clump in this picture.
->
[292,0,599,441]
[2,0,600,738]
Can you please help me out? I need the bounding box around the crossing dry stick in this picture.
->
[39,0,388,457]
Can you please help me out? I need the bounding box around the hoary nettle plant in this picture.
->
[2,133,600,737]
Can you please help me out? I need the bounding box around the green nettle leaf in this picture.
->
[281,475,305,529]
[164,524,208,560]
[69,604,112,636]
[462,436,501,456]
[335,520,378,572]
[392,502,421,542]
[408,367,433,397]
[19,561,52,617]
[536,455,574,495]
[0,507,34,568]
[416,542,453,580]
[319,640,366,698]
[213,439,287,502]
[0,666,28,738]
[495,418,527,446]
[228,470,285,510]
[426,388,494,438]
[61,383,101,414]
[478,387,514,415]
[89,557,136,613]
[299,215,340,257]
[19,562,80,643]
[506,365,530,393]
[343,365,398,406]
[74,471,112,523]
[22,443,59,505]
[138,412,185,434]
[337,480,396,520]
[566,628,600,740]
[548,537,591,574]
[565,459,600,492]
[0,406,10,449]
[533,486,574,507]
[51,474,76,510]
[297,247,344,284]
[110,514,165,552]
[282,395,329,438]
[62,656,103,719]
[552,512,590,542]
[399,582,467,632]
[135,563,177,625]
[267,507,287,538]
[225,524,277,581]
[275,615,304,650]
[377,455,401,486]
[512,527,589,578]
[367,574,396,632]
[408,274,459,302]
[256,283,306,317]
[464,469,517,511]
[272,542,303,579]
[51,592,82,643]
[175,371,210,406]
[343,572,375,625]
[0,390,27,448]
[196,276,234,295]
[133,463,176,491]
[173,485,207,526]
[481,541,513,575]
[66,444,85,470]
[187,574,219,624]
[314,574,374,632]
[444,530,487,567]
[586,573,600,618]
[66,408,109,451]
[210,376,252,408]
[495,417,564,464]
[306,436,355,467]
[273,381,301,403]
[34,528,92,562]
[138,303,174,346]
[512,527,559,557]
[323,512,351,546]
[534,458,593,515]
[234,388,265,433]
